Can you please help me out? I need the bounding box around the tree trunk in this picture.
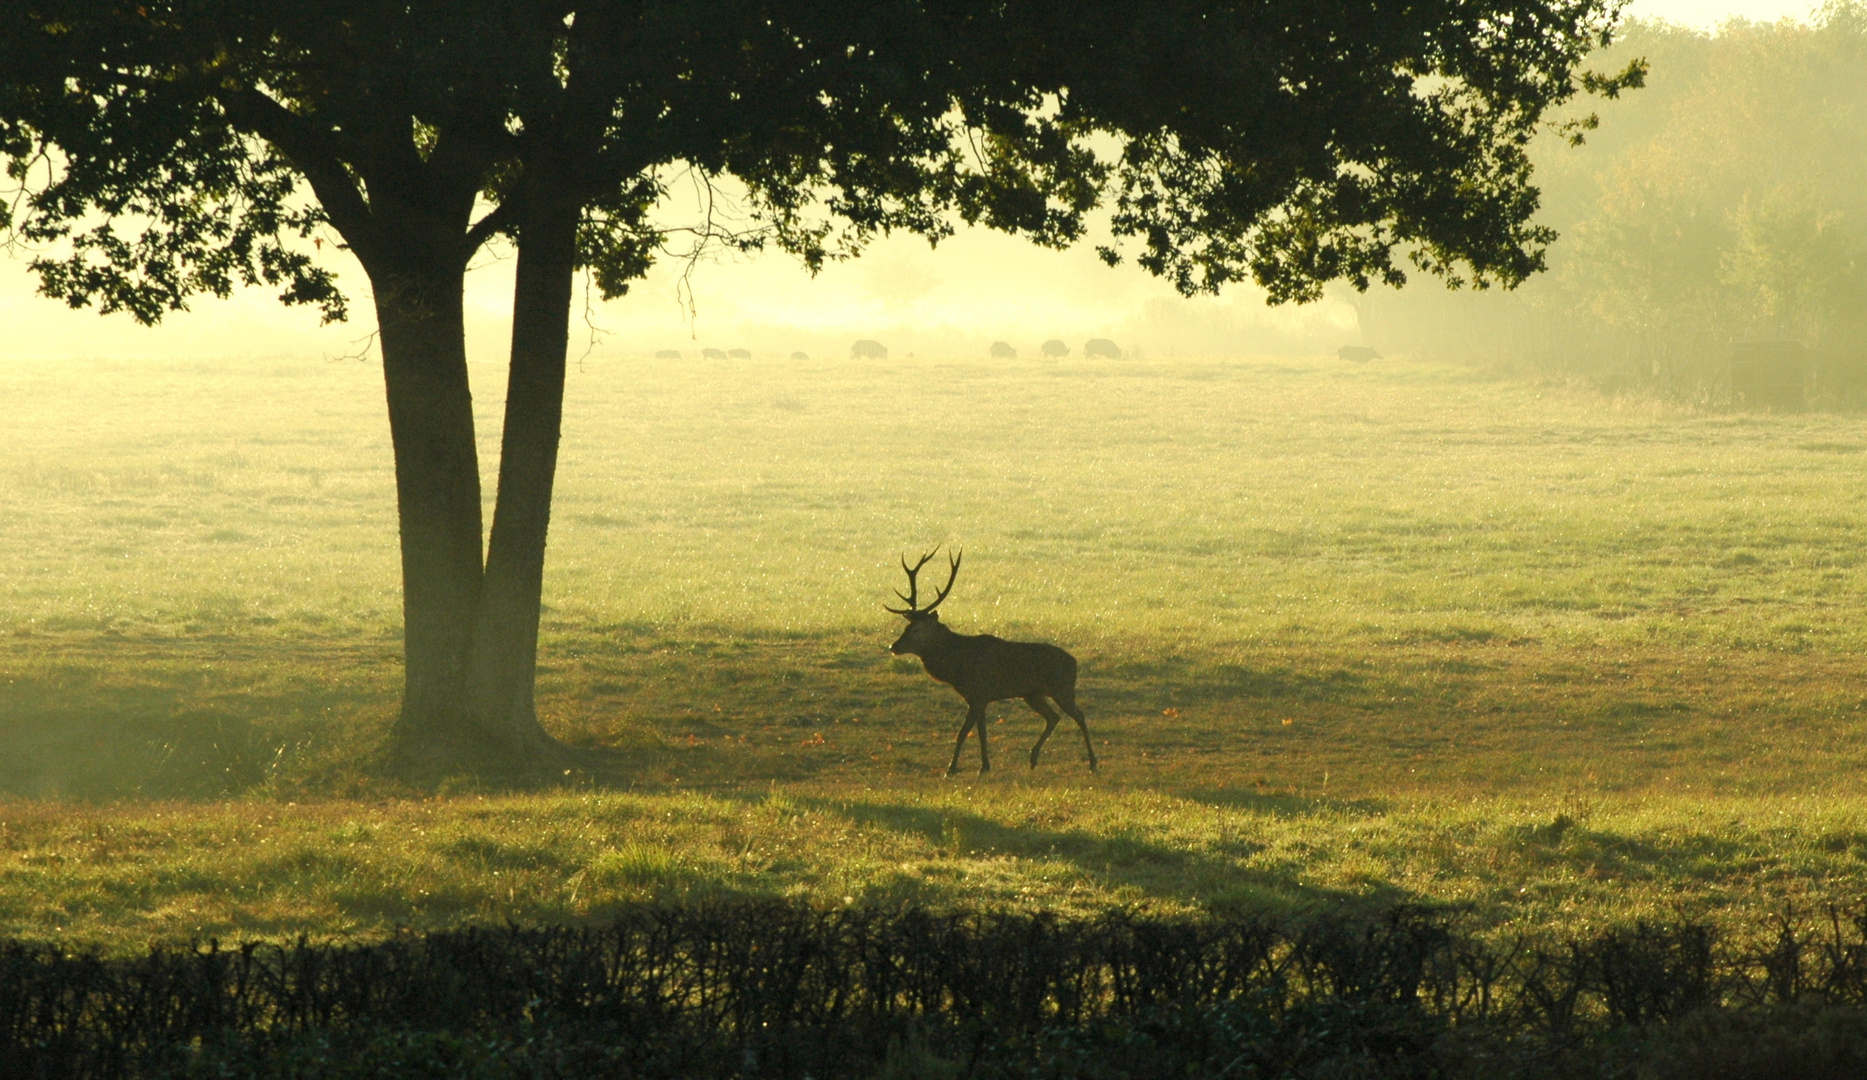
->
[367,201,582,777]
[372,214,584,776]
[464,197,580,765]
[374,267,488,767]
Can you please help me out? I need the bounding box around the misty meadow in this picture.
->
[7,2,1867,1078]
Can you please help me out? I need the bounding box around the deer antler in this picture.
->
[924,549,961,613]
[885,551,937,614]
[884,548,962,616]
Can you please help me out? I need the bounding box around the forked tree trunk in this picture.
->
[465,197,579,764]
[372,226,579,776]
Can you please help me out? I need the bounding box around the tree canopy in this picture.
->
[5,1,1640,311]
[0,0,1639,775]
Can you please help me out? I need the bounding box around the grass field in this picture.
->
[4,350,1867,952]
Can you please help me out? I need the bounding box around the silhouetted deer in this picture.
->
[885,549,1096,776]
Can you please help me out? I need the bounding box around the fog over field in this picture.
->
[0,170,1368,364]
[7,0,1867,992]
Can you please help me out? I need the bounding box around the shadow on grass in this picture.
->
[1089,657,1379,709]
[773,793,1423,915]
[1165,784,1787,903]
[0,635,394,800]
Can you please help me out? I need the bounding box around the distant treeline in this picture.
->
[9,901,1867,1078]
[1364,4,1867,405]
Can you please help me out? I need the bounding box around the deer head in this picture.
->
[885,548,961,654]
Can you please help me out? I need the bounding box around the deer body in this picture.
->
[885,550,1097,776]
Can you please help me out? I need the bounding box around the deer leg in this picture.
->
[1054,687,1097,772]
[947,703,986,777]
[974,703,992,774]
[1025,695,1063,769]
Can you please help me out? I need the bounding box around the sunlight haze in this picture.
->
[13,6,1867,1069]
[3,0,1819,365]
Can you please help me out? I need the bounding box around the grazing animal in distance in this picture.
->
[728,347,752,359]
[1084,338,1122,359]
[654,349,681,360]
[702,347,728,359]
[885,549,1096,776]
[791,351,810,360]
[851,339,889,360]
[989,341,1017,359]
[1040,339,1069,358]
[1337,345,1382,362]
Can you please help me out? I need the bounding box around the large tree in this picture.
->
[0,1,1640,776]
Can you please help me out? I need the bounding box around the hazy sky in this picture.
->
[1632,0,1816,24]
[0,0,1832,364]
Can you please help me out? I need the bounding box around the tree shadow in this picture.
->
[768,792,1425,915]
[0,636,393,800]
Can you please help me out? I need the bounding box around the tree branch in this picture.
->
[215,87,379,259]
[464,198,521,253]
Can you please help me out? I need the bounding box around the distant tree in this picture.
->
[1553,7,1867,369]
[0,1,1640,777]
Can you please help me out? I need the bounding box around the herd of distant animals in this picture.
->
[650,340,1385,363]
[650,338,1129,361]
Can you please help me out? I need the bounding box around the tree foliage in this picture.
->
[3,0,1638,317]
[1568,8,1867,343]
[1367,4,1867,387]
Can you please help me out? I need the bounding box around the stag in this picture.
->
[885,549,1097,776]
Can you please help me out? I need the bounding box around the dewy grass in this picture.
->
[3,788,1867,955]
[1,351,1866,950]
